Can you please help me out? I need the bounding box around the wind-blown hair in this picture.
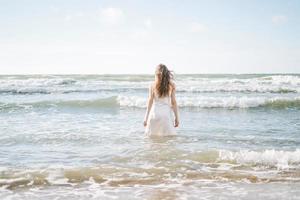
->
[155,64,174,97]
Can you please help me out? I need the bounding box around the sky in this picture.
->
[0,0,300,74]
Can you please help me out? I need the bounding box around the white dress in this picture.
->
[145,91,176,137]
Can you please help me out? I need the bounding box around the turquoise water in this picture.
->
[0,74,300,199]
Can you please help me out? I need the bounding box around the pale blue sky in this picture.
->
[0,0,299,74]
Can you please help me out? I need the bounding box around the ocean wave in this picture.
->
[0,78,79,95]
[0,149,299,190]
[0,89,52,95]
[0,88,145,95]
[0,75,300,96]
[1,95,300,111]
[218,149,300,169]
[179,75,300,85]
[0,87,297,95]
[0,96,118,111]
[176,87,298,94]
[261,75,300,85]
[175,75,300,94]
[118,95,300,109]
[0,77,77,87]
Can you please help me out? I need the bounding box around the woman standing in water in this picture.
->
[143,64,179,136]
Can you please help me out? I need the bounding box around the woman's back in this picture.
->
[153,86,171,105]
[143,64,179,136]
[144,82,176,136]
[152,84,172,106]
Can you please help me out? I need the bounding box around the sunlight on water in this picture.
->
[0,74,300,199]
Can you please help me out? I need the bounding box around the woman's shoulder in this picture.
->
[149,82,156,94]
[149,82,156,89]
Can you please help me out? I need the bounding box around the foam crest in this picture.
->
[176,75,300,93]
[1,95,300,111]
[1,75,300,95]
[262,75,300,85]
[0,149,300,190]
[117,95,300,109]
[0,77,77,87]
[218,149,300,169]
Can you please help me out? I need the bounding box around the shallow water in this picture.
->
[0,74,300,199]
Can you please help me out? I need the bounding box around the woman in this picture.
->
[143,64,179,136]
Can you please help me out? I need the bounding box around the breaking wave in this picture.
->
[0,149,299,190]
[0,75,300,95]
[1,95,300,111]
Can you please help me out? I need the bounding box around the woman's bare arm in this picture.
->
[170,83,179,127]
[143,84,154,126]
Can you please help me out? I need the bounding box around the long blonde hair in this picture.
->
[155,64,173,97]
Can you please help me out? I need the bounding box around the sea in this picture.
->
[0,74,299,200]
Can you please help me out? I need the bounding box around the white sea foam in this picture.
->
[0,149,299,189]
[1,95,300,110]
[117,95,300,109]
[218,149,300,169]
[176,75,300,93]
[0,75,300,94]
